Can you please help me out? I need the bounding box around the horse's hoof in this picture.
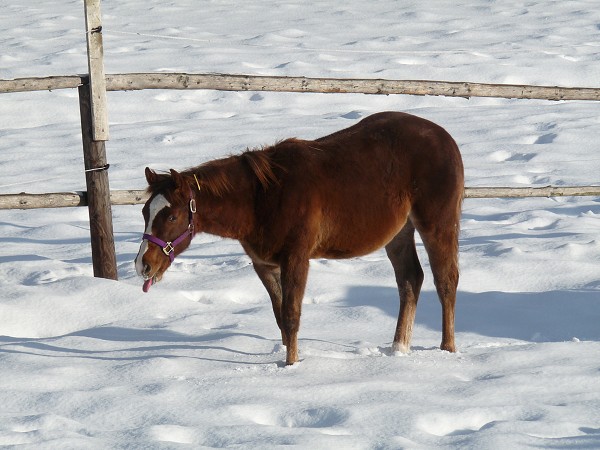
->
[285,352,299,365]
[440,342,456,353]
[392,342,410,353]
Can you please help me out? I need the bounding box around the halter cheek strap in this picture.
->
[143,190,196,263]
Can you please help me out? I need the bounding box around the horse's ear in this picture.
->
[145,167,159,185]
[170,168,186,190]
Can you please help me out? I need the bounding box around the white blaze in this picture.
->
[135,194,171,276]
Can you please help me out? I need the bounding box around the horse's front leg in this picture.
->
[280,255,310,365]
[250,260,286,345]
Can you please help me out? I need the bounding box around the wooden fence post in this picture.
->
[84,0,109,140]
[81,0,117,280]
[79,85,118,280]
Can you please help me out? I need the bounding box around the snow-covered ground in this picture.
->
[1,1,599,448]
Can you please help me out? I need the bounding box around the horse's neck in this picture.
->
[193,167,256,240]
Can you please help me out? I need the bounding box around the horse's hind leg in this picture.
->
[385,220,424,353]
[418,221,460,353]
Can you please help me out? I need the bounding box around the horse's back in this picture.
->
[311,111,463,206]
[261,112,464,258]
[317,111,460,166]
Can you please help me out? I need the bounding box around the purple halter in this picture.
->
[143,190,196,263]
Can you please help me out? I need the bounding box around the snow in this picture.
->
[1,0,600,448]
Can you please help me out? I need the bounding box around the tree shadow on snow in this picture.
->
[344,285,600,343]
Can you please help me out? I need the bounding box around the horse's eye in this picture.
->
[168,215,177,222]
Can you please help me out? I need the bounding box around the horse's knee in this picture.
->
[434,269,459,311]
[414,267,425,292]
[282,319,300,340]
[280,330,288,347]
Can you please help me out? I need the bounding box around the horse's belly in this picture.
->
[315,243,387,259]
[314,217,404,259]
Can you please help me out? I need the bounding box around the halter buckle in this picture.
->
[189,198,197,214]
[162,242,175,256]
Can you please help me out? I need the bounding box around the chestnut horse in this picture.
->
[135,112,464,365]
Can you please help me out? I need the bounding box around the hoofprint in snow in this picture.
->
[1,1,599,448]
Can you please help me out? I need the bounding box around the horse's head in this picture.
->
[135,167,197,292]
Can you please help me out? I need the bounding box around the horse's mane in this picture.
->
[188,158,235,197]
[148,144,284,198]
[190,145,284,196]
[240,146,281,190]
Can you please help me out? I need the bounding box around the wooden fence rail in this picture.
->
[2,186,599,210]
[0,190,148,210]
[2,72,599,212]
[2,73,600,101]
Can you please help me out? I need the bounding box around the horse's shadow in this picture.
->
[2,288,597,365]
[0,327,278,365]
[344,285,600,343]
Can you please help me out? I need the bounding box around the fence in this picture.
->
[2,72,600,212]
[1,0,599,280]
[4,72,600,100]
[2,181,600,210]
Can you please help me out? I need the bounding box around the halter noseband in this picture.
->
[142,190,196,263]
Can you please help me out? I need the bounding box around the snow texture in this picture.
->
[1,1,599,448]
